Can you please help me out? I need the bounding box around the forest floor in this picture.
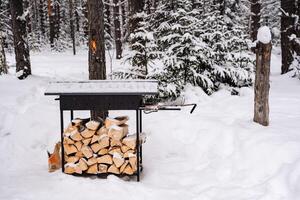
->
[0,48,300,200]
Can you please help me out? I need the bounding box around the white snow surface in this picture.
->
[1,49,300,199]
[257,26,272,44]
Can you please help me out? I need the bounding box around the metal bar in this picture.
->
[139,109,143,168]
[136,110,140,182]
[70,110,74,121]
[60,109,65,173]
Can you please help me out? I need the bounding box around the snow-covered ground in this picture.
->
[0,49,300,200]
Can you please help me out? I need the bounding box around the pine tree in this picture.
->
[0,32,8,75]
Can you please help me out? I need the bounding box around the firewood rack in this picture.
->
[45,80,161,182]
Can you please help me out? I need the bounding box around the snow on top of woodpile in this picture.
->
[45,80,158,95]
[257,26,272,44]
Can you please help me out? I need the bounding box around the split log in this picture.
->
[124,150,134,158]
[70,131,83,141]
[107,164,120,174]
[74,141,83,151]
[97,126,108,136]
[120,160,129,173]
[99,135,110,148]
[82,138,92,146]
[109,147,122,155]
[97,155,113,164]
[121,145,131,153]
[110,138,122,147]
[63,137,75,145]
[64,144,77,155]
[91,135,100,144]
[66,156,79,163]
[81,146,93,158]
[87,157,97,166]
[65,165,76,174]
[78,158,88,171]
[122,135,136,149]
[98,148,108,155]
[129,155,137,171]
[123,165,134,175]
[81,128,96,138]
[87,164,98,174]
[75,151,84,158]
[91,143,102,153]
[98,164,108,173]
[64,125,77,136]
[86,120,100,131]
[104,116,129,128]
[113,152,125,168]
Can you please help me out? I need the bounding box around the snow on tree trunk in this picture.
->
[87,0,107,120]
[0,33,8,75]
[10,0,31,79]
[254,26,272,126]
[113,0,122,59]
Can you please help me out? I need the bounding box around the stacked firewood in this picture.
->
[62,116,143,175]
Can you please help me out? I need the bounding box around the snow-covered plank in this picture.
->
[44,80,158,95]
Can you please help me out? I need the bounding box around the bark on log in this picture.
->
[254,42,272,126]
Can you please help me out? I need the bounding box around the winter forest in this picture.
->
[0,0,300,199]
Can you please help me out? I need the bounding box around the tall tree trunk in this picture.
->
[87,0,107,120]
[128,0,144,35]
[113,0,122,59]
[254,41,272,126]
[250,0,261,42]
[104,0,111,37]
[10,0,31,79]
[39,0,46,36]
[69,0,76,55]
[48,0,55,47]
[0,32,8,75]
[281,0,296,74]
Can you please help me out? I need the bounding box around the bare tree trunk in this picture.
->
[128,0,144,35]
[87,0,108,120]
[0,32,8,75]
[281,0,296,74]
[48,0,55,47]
[10,0,31,79]
[69,0,76,55]
[254,41,272,126]
[104,0,111,37]
[113,0,122,59]
[250,0,261,42]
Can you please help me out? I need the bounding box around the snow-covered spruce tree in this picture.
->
[0,32,8,75]
[124,12,159,79]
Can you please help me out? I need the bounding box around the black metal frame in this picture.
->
[56,94,144,182]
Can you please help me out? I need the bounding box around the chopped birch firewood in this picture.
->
[120,124,129,136]
[108,125,125,140]
[124,150,134,158]
[107,164,120,174]
[75,166,83,174]
[72,118,82,127]
[109,147,122,156]
[74,141,83,151]
[97,126,108,136]
[121,145,131,153]
[87,157,97,166]
[99,135,110,148]
[65,166,76,174]
[120,161,129,173]
[70,130,83,141]
[81,146,93,158]
[81,128,96,138]
[87,164,98,174]
[113,152,125,168]
[129,156,137,171]
[75,151,84,158]
[110,138,122,147]
[97,155,113,164]
[66,156,79,163]
[104,116,129,128]
[98,148,108,155]
[78,158,88,171]
[123,165,134,175]
[91,135,100,144]
[98,164,108,173]
[82,138,92,146]
[63,137,74,145]
[91,143,101,153]
[86,120,100,131]
[64,144,77,155]
[122,135,136,150]
[64,125,77,137]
